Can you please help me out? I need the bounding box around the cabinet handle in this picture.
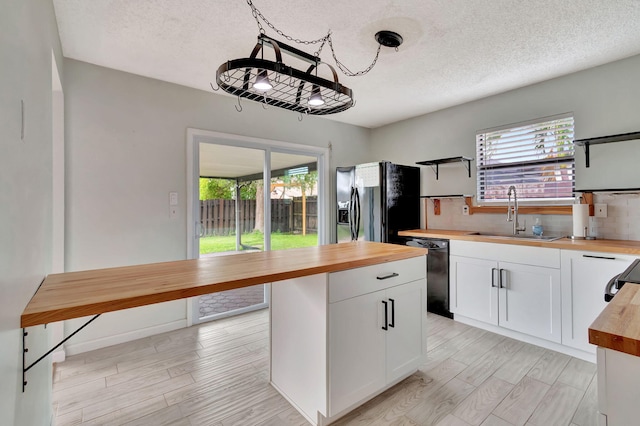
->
[377,272,399,280]
[382,300,388,330]
[499,268,507,289]
[491,268,498,287]
[389,298,395,328]
[583,254,616,260]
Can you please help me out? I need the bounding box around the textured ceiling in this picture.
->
[53,0,640,128]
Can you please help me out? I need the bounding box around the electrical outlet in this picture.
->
[594,203,607,218]
[169,205,178,219]
[462,205,469,216]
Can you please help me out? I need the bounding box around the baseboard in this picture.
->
[454,315,596,363]
[64,319,187,355]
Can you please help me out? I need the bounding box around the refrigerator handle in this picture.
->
[353,187,361,240]
[349,187,355,240]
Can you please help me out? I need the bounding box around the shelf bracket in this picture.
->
[22,313,101,392]
[430,164,440,180]
[583,142,590,168]
[461,158,471,177]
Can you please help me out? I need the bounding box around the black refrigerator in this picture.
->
[336,162,420,243]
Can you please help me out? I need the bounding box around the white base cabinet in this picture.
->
[450,241,561,343]
[596,347,640,426]
[271,256,427,425]
[561,250,635,354]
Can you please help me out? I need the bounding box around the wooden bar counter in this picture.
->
[21,241,427,328]
[589,284,640,356]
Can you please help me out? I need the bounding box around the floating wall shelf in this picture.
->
[574,131,640,168]
[420,194,473,199]
[416,156,473,180]
[576,188,640,194]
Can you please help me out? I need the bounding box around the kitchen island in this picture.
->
[590,283,640,426]
[22,241,428,425]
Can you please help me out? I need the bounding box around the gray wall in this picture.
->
[371,53,640,232]
[63,59,372,352]
[0,1,63,425]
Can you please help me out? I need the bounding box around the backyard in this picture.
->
[200,231,318,254]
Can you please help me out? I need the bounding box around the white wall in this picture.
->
[372,54,640,239]
[0,1,63,425]
[63,59,371,353]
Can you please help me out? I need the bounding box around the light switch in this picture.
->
[169,192,178,206]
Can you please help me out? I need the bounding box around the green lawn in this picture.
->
[200,232,318,254]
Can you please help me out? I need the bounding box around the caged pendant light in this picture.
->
[216,34,354,115]
[214,1,403,116]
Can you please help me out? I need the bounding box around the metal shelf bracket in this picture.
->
[22,314,101,392]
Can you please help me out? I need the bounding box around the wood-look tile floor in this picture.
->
[52,309,598,426]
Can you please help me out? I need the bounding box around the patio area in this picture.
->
[198,284,266,317]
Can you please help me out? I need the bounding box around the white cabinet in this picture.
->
[328,290,386,415]
[450,241,561,343]
[596,347,640,426]
[270,256,426,425]
[328,266,426,417]
[450,255,497,324]
[561,250,635,353]
[499,261,561,342]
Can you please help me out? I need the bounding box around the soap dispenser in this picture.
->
[532,217,543,236]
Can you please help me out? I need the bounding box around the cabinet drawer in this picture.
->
[329,256,426,303]
[450,240,560,269]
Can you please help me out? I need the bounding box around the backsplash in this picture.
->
[426,193,640,241]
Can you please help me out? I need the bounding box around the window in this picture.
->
[476,114,575,203]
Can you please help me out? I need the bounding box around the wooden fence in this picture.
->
[200,196,317,236]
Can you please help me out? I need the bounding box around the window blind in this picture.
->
[476,115,575,202]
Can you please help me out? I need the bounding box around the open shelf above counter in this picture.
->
[574,131,640,168]
[420,194,473,199]
[416,156,473,180]
[575,188,640,195]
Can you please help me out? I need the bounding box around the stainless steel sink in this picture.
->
[468,232,565,242]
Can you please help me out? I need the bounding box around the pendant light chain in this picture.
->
[246,0,383,77]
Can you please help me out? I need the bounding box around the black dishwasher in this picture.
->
[401,237,453,318]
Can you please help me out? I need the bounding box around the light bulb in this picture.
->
[308,85,325,106]
[253,69,272,92]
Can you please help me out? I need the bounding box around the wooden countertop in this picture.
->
[398,229,640,356]
[399,229,640,255]
[21,241,427,328]
[590,284,640,357]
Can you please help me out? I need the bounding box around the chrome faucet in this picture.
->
[507,186,526,235]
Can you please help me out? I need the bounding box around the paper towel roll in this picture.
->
[572,204,589,237]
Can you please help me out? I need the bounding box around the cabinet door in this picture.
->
[561,251,635,353]
[450,255,498,325]
[498,262,561,343]
[386,279,426,383]
[328,290,386,416]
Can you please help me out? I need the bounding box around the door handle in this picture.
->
[349,187,355,241]
[583,254,616,260]
[491,268,498,287]
[377,272,399,280]
[382,300,388,330]
[353,187,361,240]
[389,298,395,328]
[499,268,507,289]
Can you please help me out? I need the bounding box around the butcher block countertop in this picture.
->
[399,228,640,356]
[590,284,640,357]
[399,229,640,255]
[21,241,427,328]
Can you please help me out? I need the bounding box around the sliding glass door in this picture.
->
[189,133,326,325]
